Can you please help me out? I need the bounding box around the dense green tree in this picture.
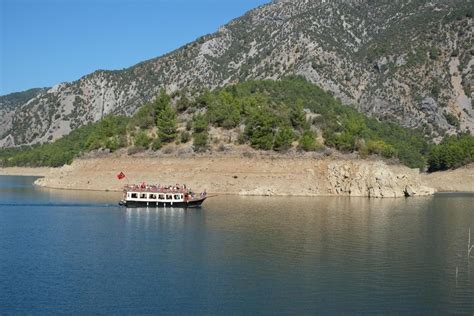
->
[244,107,277,150]
[334,131,357,152]
[290,99,306,130]
[428,134,474,171]
[367,140,396,158]
[155,89,171,112]
[196,89,212,108]
[299,130,318,151]
[273,126,294,151]
[128,103,155,130]
[207,91,241,129]
[105,136,120,152]
[192,114,209,151]
[193,133,208,151]
[134,131,151,149]
[85,134,102,151]
[155,90,177,143]
[193,113,209,134]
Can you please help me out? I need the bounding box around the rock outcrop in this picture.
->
[327,161,435,198]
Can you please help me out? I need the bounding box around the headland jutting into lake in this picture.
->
[1,152,473,198]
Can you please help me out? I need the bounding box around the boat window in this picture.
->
[174,195,180,200]
[149,194,156,199]
[166,195,172,200]
[140,193,147,199]
[158,194,165,200]
[131,193,138,199]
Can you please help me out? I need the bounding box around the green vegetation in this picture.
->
[444,112,460,129]
[155,90,178,143]
[207,91,241,129]
[128,102,155,129]
[180,131,191,144]
[151,138,162,151]
[299,130,319,152]
[192,113,209,151]
[1,77,473,172]
[427,134,474,172]
[1,115,129,167]
[215,77,429,168]
[366,140,397,159]
[273,126,294,152]
[133,131,152,149]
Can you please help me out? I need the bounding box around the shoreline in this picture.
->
[0,167,52,177]
[2,156,472,198]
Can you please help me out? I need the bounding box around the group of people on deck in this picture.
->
[123,183,207,199]
[124,183,188,193]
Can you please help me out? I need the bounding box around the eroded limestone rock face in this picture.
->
[327,161,435,198]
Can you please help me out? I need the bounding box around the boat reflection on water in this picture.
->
[124,206,206,235]
[125,206,188,220]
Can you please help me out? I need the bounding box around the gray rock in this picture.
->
[327,161,435,198]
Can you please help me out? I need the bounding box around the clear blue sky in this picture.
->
[0,0,270,96]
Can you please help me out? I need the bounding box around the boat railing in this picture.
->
[122,185,189,194]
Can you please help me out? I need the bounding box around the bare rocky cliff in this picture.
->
[1,0,473,147]
[326,161,435,198]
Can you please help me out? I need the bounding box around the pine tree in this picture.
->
[155,90,177,143]
[273,125,294,151]
[290,99,306,129]
[192,114,209,151]
[299,130,318,151]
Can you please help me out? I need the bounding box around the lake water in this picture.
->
[0,175,473,314]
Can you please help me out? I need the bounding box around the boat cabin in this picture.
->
[126,191,186,205]
[119,183,206,208]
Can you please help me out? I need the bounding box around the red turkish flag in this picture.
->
[117,172,126,180]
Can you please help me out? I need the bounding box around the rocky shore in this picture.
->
[3,156,471,198]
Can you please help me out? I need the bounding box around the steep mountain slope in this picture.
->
[1,0,472,147]
[0,88,46,146]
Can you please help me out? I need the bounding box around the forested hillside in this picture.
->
[2,78,472,170]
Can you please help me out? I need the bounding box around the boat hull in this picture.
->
[119,197,206,208]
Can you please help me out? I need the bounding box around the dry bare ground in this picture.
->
[3,155,471,197]
[420,163,474,192]
[2,156,330,195]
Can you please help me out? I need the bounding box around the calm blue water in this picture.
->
[0,175,473,314]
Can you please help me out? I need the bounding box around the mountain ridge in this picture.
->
[1,0,472,147]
